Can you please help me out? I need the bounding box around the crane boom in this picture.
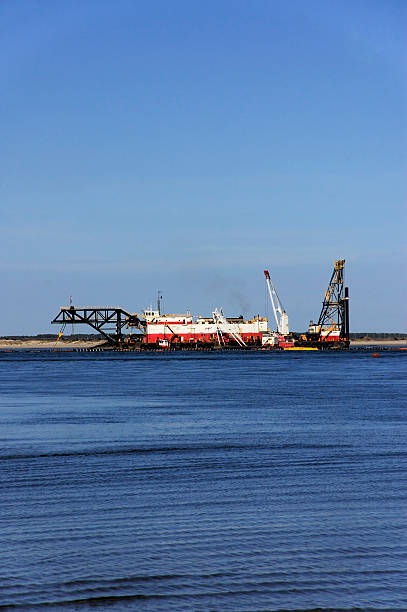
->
[264,270,289,335]
[316,259,349,343]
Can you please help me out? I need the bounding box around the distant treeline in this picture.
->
[1,334,104,340]
[349,333,407,339]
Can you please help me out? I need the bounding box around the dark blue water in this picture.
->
[0,350,406,611]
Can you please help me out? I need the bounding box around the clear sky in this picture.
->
[1,0,406,334]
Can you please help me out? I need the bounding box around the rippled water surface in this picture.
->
[0,350,406,611]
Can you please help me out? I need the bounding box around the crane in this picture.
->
[264,270,289,335]
[309,259,349,345]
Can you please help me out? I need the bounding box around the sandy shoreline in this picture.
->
[0,338,406,350]
[0,339,106,350]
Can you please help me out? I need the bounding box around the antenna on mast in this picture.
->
[157,290,162,314]
[69,295,74,335]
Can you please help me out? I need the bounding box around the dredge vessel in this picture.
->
[51,260,350,350]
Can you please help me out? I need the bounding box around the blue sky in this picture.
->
[1,0,406,334]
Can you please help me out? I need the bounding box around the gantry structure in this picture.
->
[51,306,145,346]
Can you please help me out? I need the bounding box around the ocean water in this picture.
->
[0,349,406,611]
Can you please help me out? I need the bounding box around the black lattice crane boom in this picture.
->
[308,260,349,347]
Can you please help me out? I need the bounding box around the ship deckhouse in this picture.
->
[143,309,268,345]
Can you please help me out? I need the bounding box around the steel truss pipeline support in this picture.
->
[51,306,145,346]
